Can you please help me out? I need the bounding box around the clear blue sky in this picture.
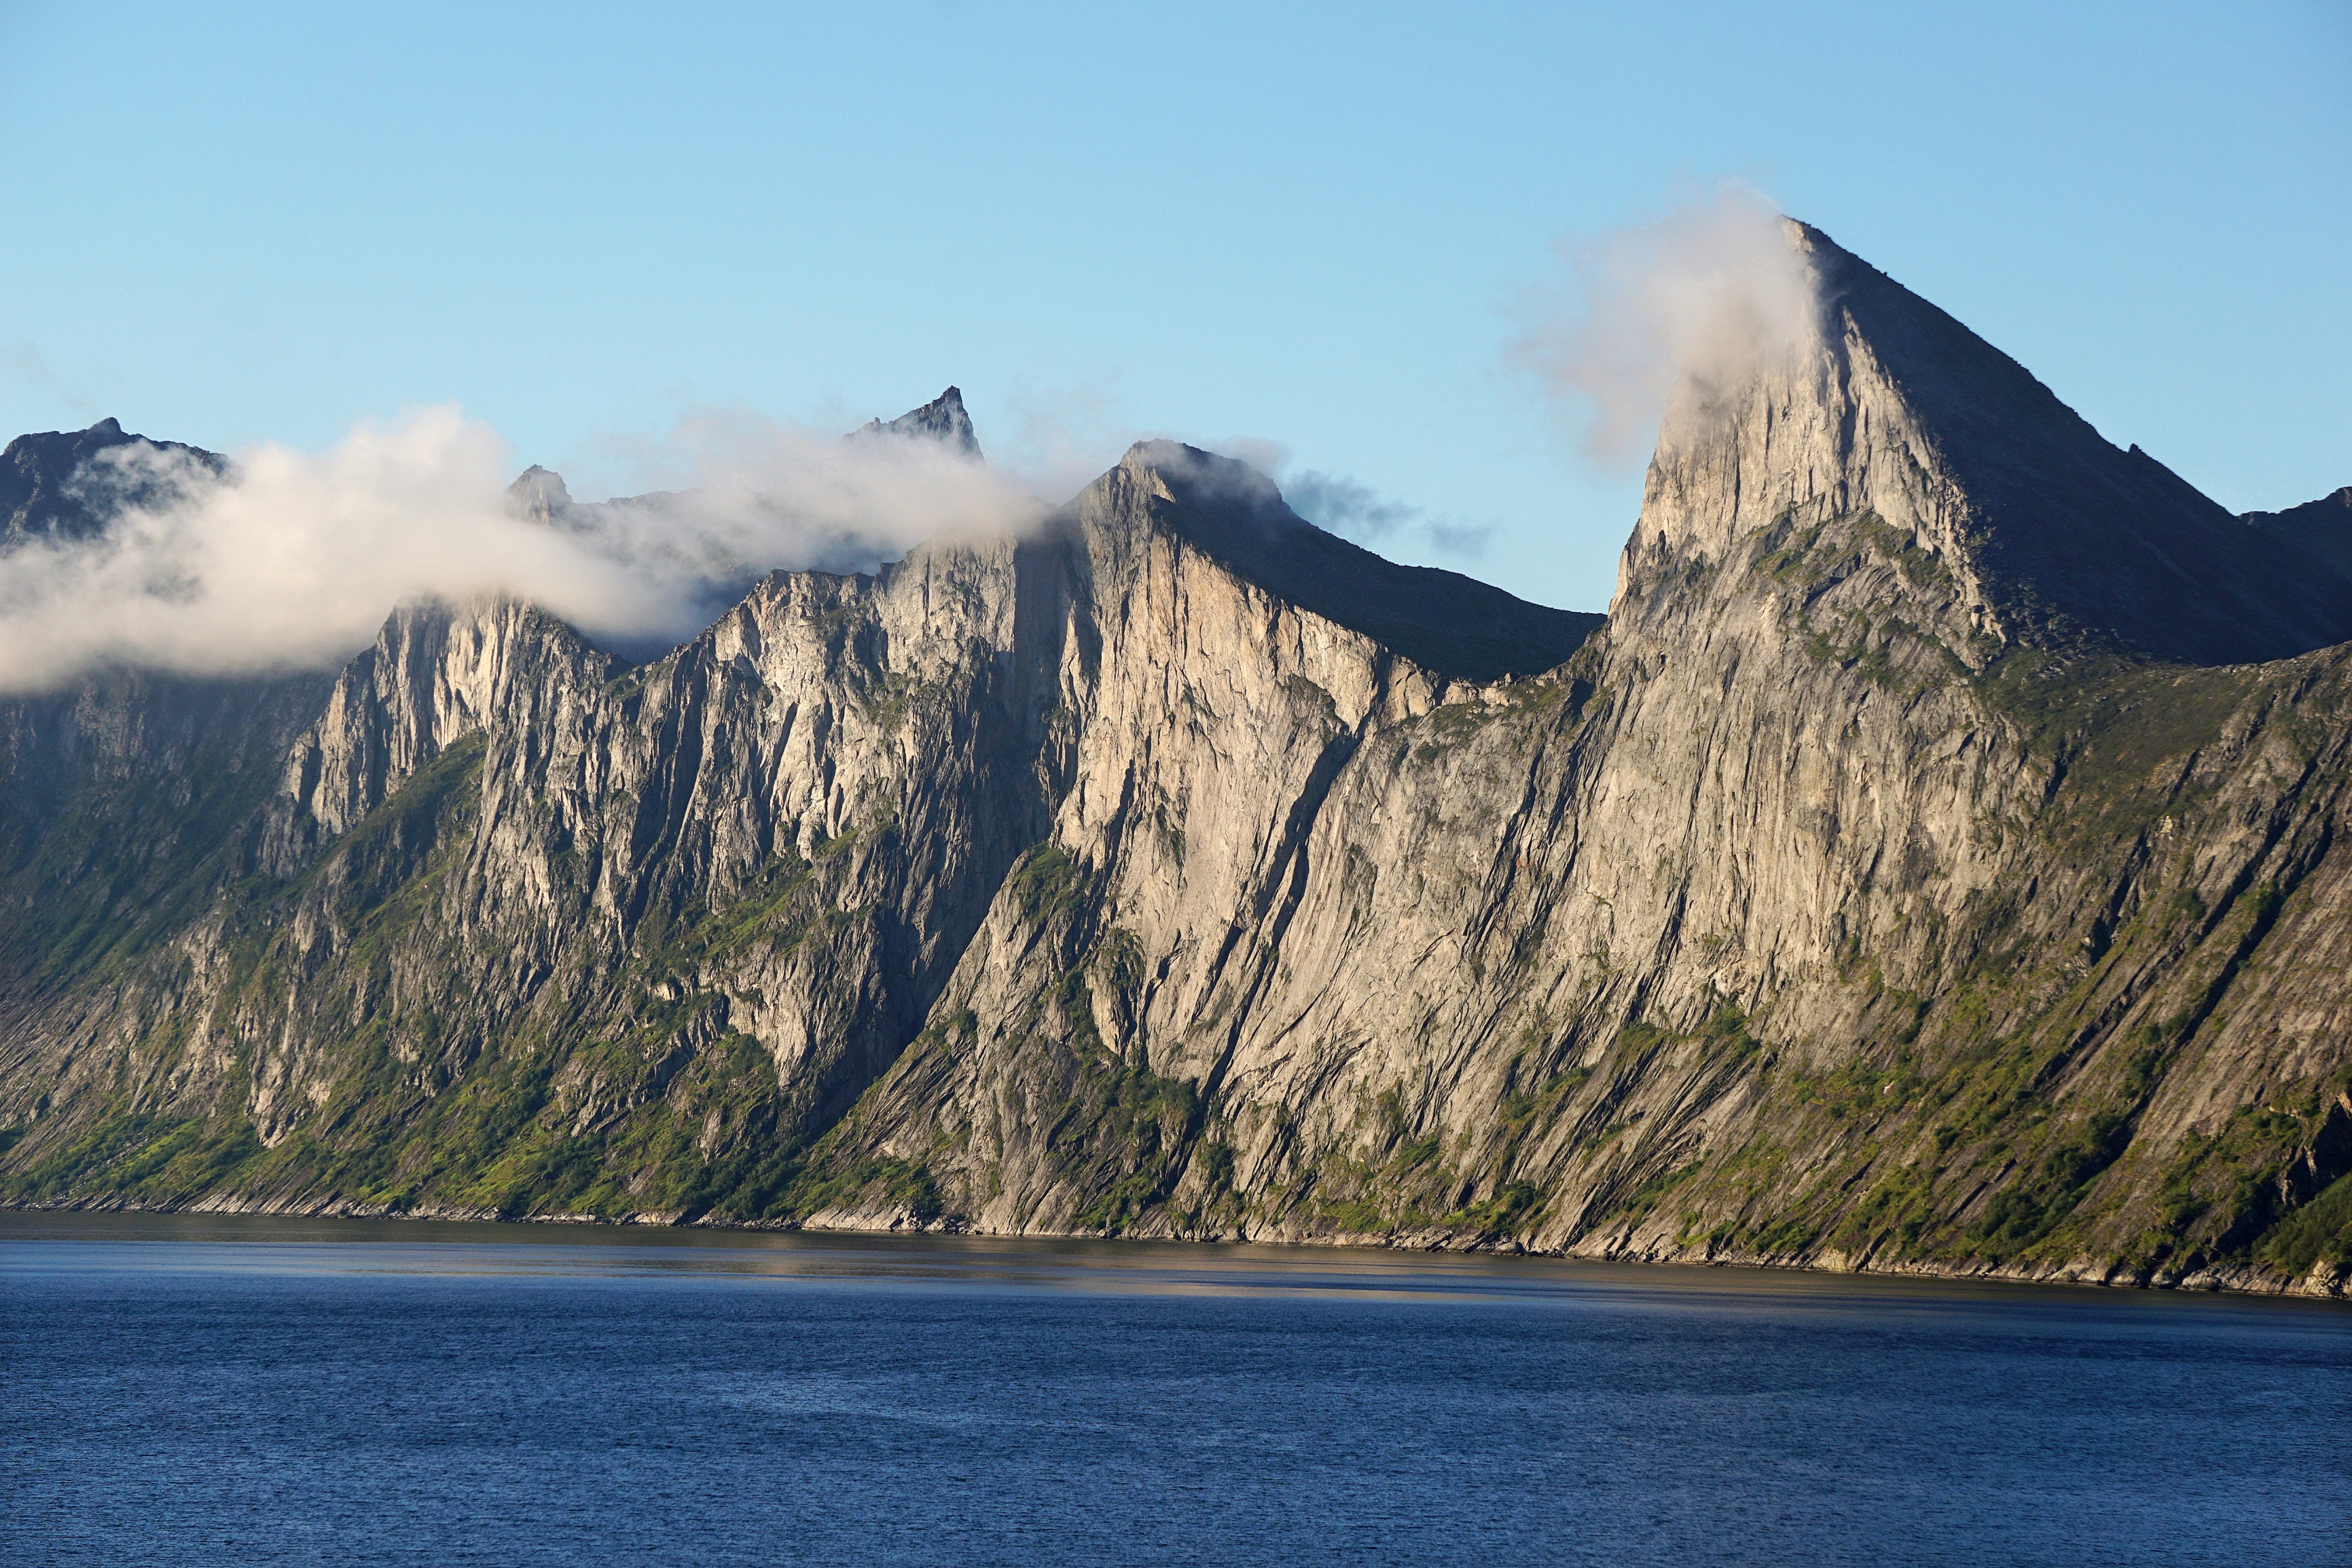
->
[3,1,2345,613]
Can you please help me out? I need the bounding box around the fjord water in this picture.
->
[4,1216,2345,1567]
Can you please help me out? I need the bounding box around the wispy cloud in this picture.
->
[1212,440,1491,559]
[1282,470,1424,543]
[1513,182,1822,465]
[0,338,100,419]
[0,403,1047,693]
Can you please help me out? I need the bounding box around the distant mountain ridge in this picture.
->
[854,385,982,458]
[1,227,2348,1299]
[2243,486,2352,588]
[1,416,223,550]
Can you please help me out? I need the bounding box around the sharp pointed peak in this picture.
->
[506,464,573,524]
[1634,226,2352,666]
[854,386,982,458]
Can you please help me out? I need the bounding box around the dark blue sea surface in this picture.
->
[3,1214,2347,1566]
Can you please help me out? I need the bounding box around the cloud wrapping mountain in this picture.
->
[1516,185,1822,464]
[0,399,1043,694]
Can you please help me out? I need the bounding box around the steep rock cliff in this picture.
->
[2,235,2347,1297]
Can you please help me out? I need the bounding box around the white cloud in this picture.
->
[1211,441,1489,558]
[1514,183,1822,465]
[0,403,1047,694]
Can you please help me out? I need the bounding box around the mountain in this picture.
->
[505,464,574,526]
[1,233,2347,1298]
[1640,225,2352,667]
[2245,487,2352,587]
[854,386,982,457]
[1,416,224,549]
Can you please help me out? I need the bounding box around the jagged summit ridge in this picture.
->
[2245,486,2352,587]
[511,388,985,522]
[855,385,981,458]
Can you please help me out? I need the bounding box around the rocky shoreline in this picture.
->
[10,1192,2343,1302]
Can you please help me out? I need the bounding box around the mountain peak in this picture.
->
[1119,439,1286,513]
[856,386,981,458]
[505,464,574,526]
[1098,439,1599,682]
[1633,222,2352,666]
[3,417,222,550]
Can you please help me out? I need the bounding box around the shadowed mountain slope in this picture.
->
[2245,487,2352,588]
[1108,441,1602,682]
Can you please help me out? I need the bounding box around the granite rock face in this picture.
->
[2,230,2348,1296]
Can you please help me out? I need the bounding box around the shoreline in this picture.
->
[8,1192,2345,1304]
